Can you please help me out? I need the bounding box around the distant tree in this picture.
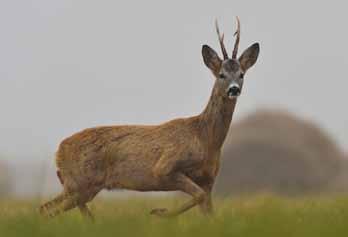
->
[216,109,344,195]
[330,156,348,192]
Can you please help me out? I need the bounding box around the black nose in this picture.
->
[228,86,241,96]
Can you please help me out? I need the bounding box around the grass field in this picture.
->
[1,194,348,237]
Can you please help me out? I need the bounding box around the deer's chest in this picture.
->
[187,151,221,185]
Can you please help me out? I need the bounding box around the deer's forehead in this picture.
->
[221,59,240,73]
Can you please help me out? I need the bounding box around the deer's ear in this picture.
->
[202,45,222,74]
[238,43,260,72]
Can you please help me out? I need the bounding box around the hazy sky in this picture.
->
[1,0,348,162]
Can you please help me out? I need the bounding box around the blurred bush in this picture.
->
[0,161,12,197]
[216,109,345,195]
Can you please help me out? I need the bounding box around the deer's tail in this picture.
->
[57,170,64,185]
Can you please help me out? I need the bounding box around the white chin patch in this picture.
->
[228,94,240,99]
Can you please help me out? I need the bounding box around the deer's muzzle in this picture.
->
[227,84,241,98]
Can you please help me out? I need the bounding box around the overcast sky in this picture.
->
[1,0,348,162]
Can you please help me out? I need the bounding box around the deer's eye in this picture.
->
[219,73,225,79]
[240,73,244,79]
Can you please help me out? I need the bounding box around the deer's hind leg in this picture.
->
[48,187,101,219]
[150,173,206,218]
[39,192,66,217]
[39,191,82,218]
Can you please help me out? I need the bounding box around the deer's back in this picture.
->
[55,125,150,168]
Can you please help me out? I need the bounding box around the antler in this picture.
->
[232,16,241,59]
[215,19,229,60]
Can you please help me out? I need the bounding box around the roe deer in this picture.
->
[40,17,259,219]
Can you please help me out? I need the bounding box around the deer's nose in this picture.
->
[227,85,241,97]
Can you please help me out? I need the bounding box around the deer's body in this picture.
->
[40,18,259,219]
[56,85,235,191]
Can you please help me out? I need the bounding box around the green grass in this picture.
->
[1,195,348,237]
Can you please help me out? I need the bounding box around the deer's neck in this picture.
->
[198,81,237,149]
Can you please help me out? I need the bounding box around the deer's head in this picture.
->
[202,17,259,99]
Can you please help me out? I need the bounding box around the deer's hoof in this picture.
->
[150,208,170,217]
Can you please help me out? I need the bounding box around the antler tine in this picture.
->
[232,16,241,59]
[215,19,229,60]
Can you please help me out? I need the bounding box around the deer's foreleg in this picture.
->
[79,204,94,221]
[150,173,206,217]
[199,183,214,215]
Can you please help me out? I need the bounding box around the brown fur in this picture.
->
[39,20,259,219]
